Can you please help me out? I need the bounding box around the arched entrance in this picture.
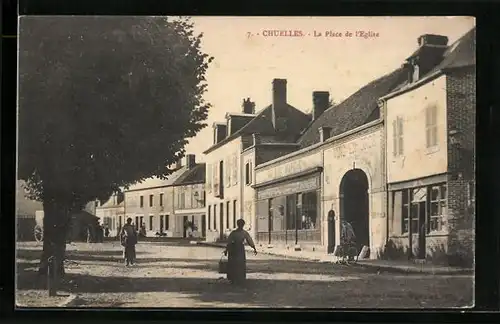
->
[339,168,370,251]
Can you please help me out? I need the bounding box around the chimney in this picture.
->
[175,159,182,169]
[319,127,332,142]
[213,123,227,144]
[252,133,261,146]
[418,34,449,47]
[312,91,330,120]
[242,98,256,114]
[185,154,196,170]
[272,79,287,130]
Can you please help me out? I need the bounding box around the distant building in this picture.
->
[95,192,125,237]
[171,155,206,238]
[203,79,311,242]
[124,154,205,238]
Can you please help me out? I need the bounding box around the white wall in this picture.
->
[386,75,448,183]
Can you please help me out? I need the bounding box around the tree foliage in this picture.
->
[18,16,213,208]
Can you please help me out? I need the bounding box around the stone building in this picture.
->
[203,79,311,242]
[171,155,206,238]
[95,192,125,237]
[123,154,205,238]
[202,27,475,265]
[381,28,475,265]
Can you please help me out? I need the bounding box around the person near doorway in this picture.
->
[223,219,257,285]
[120,218,138,266]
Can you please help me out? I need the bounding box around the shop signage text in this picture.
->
[257,176,320,200]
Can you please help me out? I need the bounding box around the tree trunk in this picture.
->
[38,199,70,278]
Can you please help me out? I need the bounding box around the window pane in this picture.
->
[402,190,409,204]
[439,201,447,216]
[403,220,409,233]
[440,185,447,199]
[430,217,439,231]
[402,204,409,221]
[431,186,439,200]
[430,201,439,216]
[411,188,426,202]
[411,219,419,234]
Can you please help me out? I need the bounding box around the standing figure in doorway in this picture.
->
[223,219,257,285]
[120,218,138,266]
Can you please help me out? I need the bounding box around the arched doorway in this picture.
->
[339,168,369,252]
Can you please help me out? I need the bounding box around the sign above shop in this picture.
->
[256,152,322,184]
[257,176,320,200]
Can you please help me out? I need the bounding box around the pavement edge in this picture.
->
[196,241,473,275]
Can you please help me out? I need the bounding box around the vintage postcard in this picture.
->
[16,16,475,308]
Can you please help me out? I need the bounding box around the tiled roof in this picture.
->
[172,163,206,185]
[125,166,187,191]
[428,27,475,73]
[204,103,310,154]
[298,68,408,148]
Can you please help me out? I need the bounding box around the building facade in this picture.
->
[382,30,475,265]
[203,79,311,242]
[95,192,125,237]
[124,154,205,238]
[171,155,206,238]
[202,28,475,265]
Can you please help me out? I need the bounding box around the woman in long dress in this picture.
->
[223,219,257,285]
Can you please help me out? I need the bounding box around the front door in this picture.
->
[183,216,188,238]
[201,215,206,238]
[409,188,427,259]
[327,210,336,254]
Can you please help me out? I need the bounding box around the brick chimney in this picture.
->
[242,98,256,114]
[272,79,287,131]
[418,34,449,47]
[213,123,227,144]
[185,154,196,170]
[312,91,330,120]
[406,34,449,83]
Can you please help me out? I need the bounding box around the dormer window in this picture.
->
[412,63,420,82]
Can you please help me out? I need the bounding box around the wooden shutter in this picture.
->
[393,191,403,236]
[397,117,404,155]
[392,120,397,157]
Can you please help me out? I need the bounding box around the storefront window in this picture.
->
[402,189,409,234]
[285,194,297,230]
[429,184,446,232]
[301,191,318,230]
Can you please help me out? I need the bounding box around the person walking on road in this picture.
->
[120,218,138,266]
[223,219,257,285]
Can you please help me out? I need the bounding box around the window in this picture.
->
[149,215,154,231]
[213,205,217,229]
[226,157,231,187]
[140,196,144,208]
[392,117,404,157]
[149,194,154,207]
[468,180,475,209]
[226,201,230,229]
[118,216,122,229]
[429,184,446,232]
[135,216,139,230]
[402,190,409,234]
[159,193,164,207]
[160,215,164,232]
[202,191,206,207]
[245,162,253,185]
[139,216,144,228]
[286,194,297,230]
[398,183,447,235]
[166,215,170,230]
[301,191,318,230]
[208,206,211,230]
[232,154,238,185]
[180,191,185,209]
[425,104,438,148]
[233,200,237,229]
[412,63,420,82]
[206,163,212,193]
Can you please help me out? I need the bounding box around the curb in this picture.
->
[58,294,80,307]
[196,241,473,275]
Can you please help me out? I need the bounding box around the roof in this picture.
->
[172,163,206,185]
[298,68,408,148]
[204,103,310,154]
[125,166,188,192]
[383,26,476,100]
[428,27,475,73]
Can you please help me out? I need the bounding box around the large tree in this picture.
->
[18,16,213,275]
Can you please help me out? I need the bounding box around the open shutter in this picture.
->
[392,120,397,157]
[397,117,404,155]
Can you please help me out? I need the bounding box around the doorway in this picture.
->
[327,210,336,254]
[183,216,188,238]
[339,168,370,252]
[409,188,427,259]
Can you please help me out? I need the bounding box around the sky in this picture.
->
[182,16,475,162]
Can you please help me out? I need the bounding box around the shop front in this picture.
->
[254,168,322,247]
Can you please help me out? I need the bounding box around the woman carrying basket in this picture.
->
[223,219,257,285]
